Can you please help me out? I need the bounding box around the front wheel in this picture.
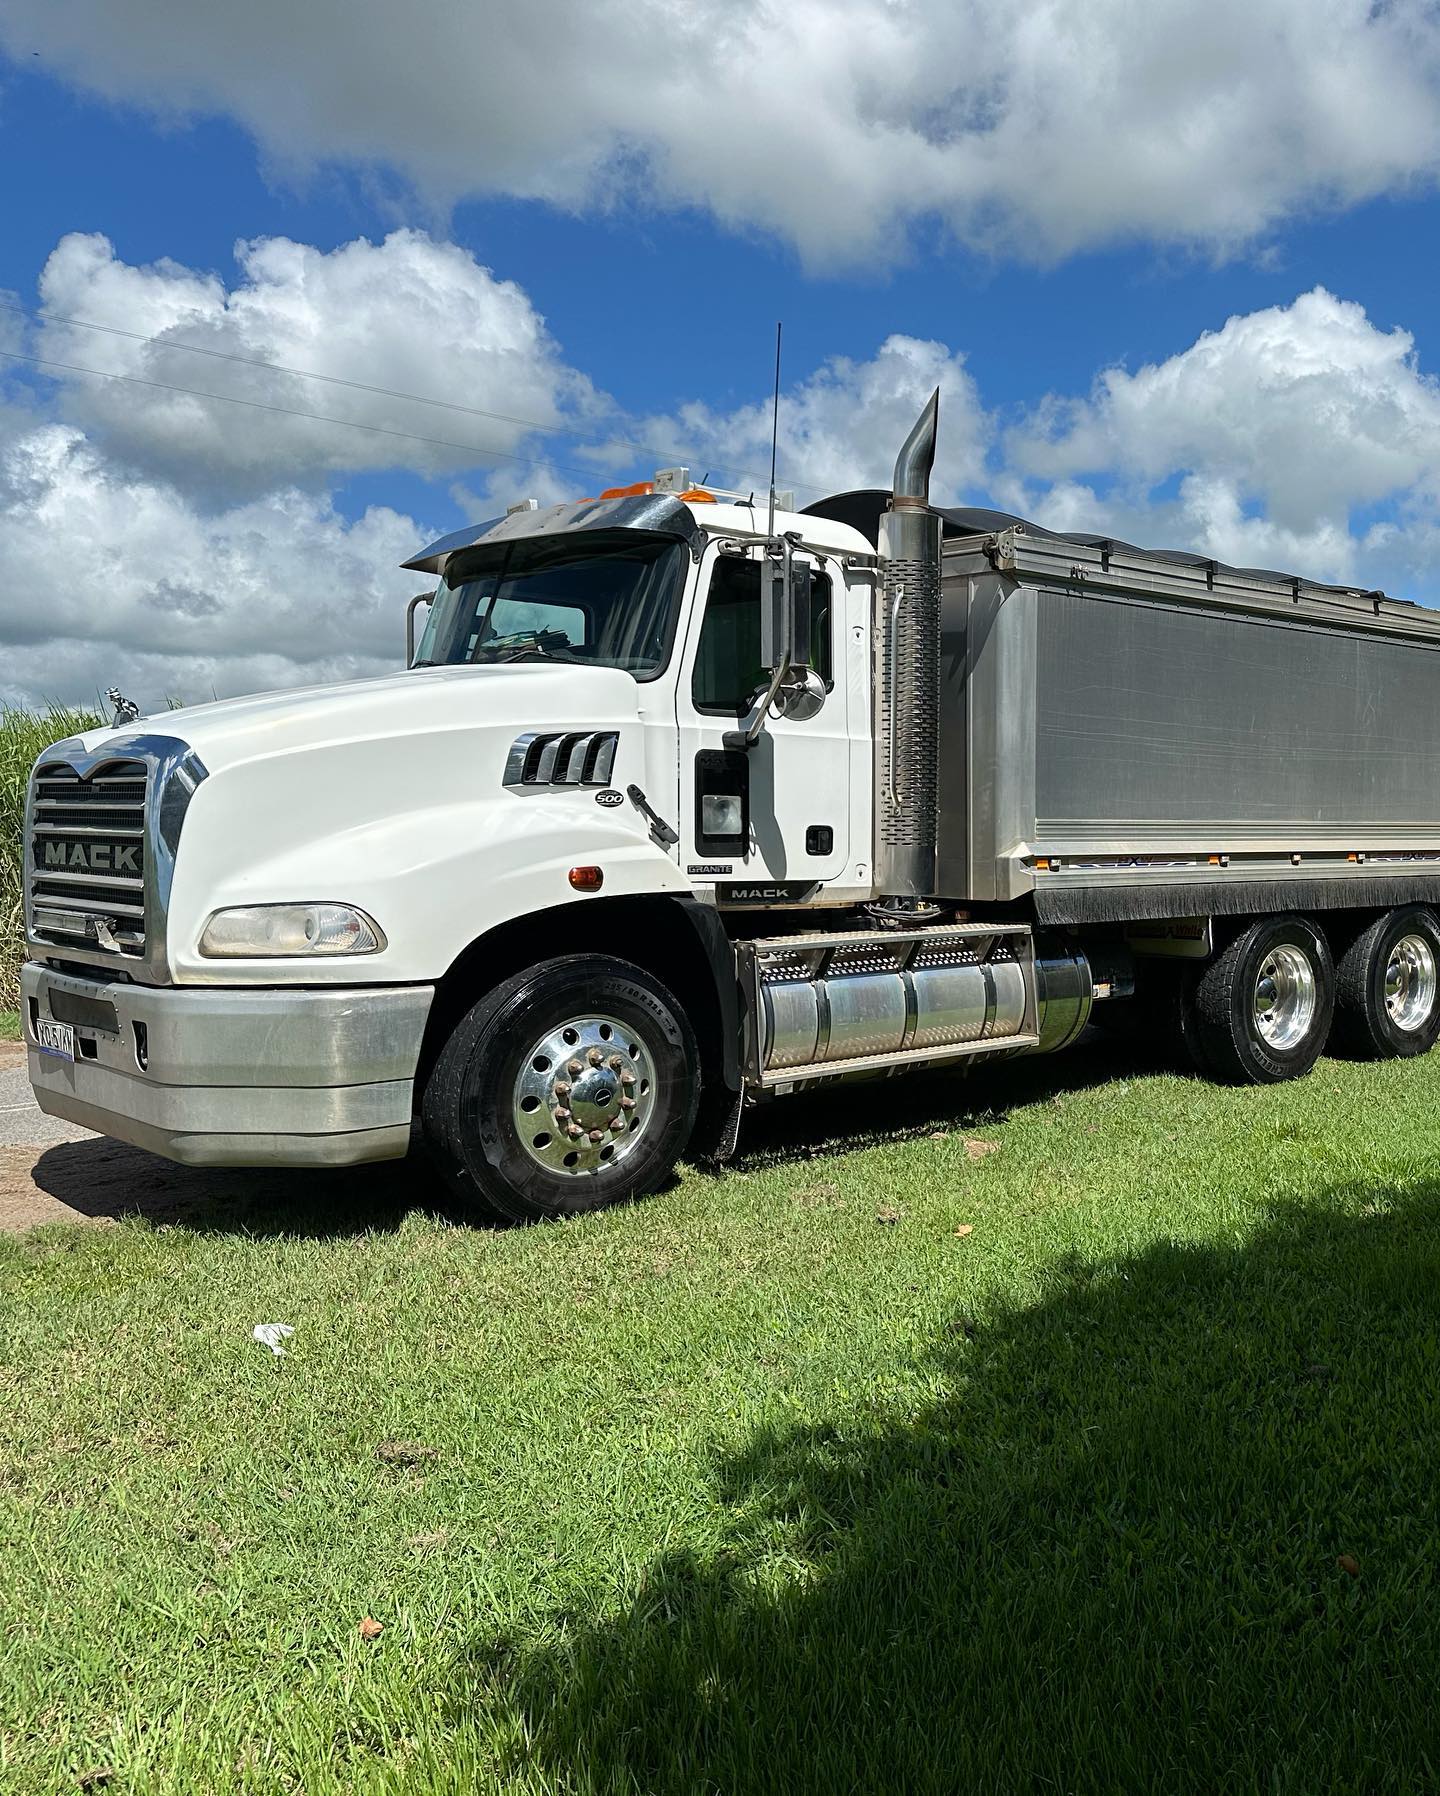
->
[421,955,700,1224]
[1188,916,1335,1085]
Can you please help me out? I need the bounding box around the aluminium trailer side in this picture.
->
[935,524,1440,923]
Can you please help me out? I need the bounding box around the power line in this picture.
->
[0,296,825,495]
[0,345,617,485]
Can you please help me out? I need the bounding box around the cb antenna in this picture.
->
[766,321,782,541]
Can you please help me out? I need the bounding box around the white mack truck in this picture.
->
[21,396,1440,1221]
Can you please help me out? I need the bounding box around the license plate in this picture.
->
[35,1019,75,1062]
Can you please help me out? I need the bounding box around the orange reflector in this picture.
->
[1035,857,1050,871]
[1208,855,1221,865]
[679,487,718,503]
[598,480,654,500]
[1347,852,1359,862]
[569,865,604,892]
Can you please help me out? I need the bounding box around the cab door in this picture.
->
[674,541,853,892]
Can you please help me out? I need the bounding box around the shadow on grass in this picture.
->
[732,1028,1165,1170]
[460,1184,1440,1793]
[25,1134,466,1237]
[20,1033,1160,1237]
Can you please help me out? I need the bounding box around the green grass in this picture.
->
[0,1010,18,1042]
[4,1043,1440,1792]
[1,707,102,1012]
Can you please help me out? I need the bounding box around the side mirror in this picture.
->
[726,538,820,751]
[405,591,433,668]
[760,538,812,678]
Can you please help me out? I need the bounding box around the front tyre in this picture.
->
[1189,916,1334,1085]
[1332,905,1440,1060]
[422,955,700,1224]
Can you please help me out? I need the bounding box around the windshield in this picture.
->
[415,529,687,676]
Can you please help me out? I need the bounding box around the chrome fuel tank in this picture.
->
[743,922,1083,1087]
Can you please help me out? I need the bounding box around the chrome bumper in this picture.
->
[21,962,434,1167]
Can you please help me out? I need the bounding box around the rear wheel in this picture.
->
[422,955,700,1223]
[1332,905,1440,1060]
[1188,916,1334,1085]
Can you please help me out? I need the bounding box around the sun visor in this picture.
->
[402,492,706,577]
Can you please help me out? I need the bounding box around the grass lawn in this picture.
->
[4,1040,1440,1792]
[0,1010,18,1042]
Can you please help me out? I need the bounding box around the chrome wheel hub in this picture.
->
[1384,933,1437,1033]
[1252,944,1317,1050]
[512,1014,656,1175]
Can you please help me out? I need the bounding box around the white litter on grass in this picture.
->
[252,1323,295,1356]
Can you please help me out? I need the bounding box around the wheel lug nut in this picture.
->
[588,1128,604,1144]
[554,1080,572,1098]
[608,1053,624,1070]
[567,1058,583,1076]
[567,1124,583,1141]
[610,1116,625,1133]
[553,1107,570,1124]
[587,1047,605,1066]
[620,1069,636,1086]
[620,1095,636,1110]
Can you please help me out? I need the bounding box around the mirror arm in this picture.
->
[405,591,433,668]
[723,649,791,753]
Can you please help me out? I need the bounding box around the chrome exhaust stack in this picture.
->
[874,389,943,909]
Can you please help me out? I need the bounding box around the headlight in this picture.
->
[198,903,386,958]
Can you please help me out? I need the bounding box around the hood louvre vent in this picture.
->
[504,730,619,789]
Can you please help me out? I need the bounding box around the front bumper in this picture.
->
[22,961,434,1167]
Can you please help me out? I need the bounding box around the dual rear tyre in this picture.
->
[1185,906,1440,1085]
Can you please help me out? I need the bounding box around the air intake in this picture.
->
[504,731,619,789]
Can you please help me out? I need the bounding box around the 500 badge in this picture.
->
[594,788,624,807]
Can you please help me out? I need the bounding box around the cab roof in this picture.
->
[404,490,870,578]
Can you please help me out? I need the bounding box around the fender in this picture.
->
[671,895,743,1096]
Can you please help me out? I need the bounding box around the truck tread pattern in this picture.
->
[1190,916,1334,1086]
[1332,905,1440,1060]
[421,954,699,1225]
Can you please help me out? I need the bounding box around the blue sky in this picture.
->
[2,0,1439,707]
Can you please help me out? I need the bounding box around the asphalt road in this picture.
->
[0,1044,93,1148]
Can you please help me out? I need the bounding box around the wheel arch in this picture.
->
[414,892,741,1112]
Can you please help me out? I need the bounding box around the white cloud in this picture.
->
[6,236,1440,715]
[4,0,1439,265]
[27,230,603,495]
[619,334,988,504]
[0,420,427,711]
[1002,288,1440,582]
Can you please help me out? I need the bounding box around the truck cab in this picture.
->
[404,484,877,905]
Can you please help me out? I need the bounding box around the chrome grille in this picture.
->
[29,759,149,955]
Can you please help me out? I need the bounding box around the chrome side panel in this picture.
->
[935,541,1440,910]
[1033,588,1440,836]
[935,565,1037,902]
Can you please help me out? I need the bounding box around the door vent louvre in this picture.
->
[503,731,619,788]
